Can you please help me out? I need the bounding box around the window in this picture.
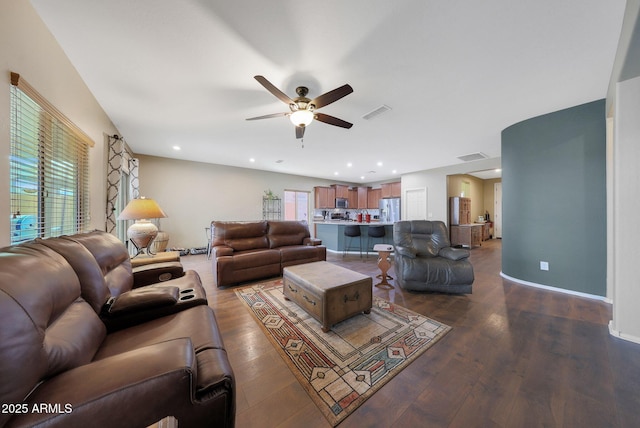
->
[284,190,309,222]
[9,73,93,244]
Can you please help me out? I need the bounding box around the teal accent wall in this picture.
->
[501,99,606,296]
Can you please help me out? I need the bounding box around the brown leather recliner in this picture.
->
[0,234,235,427]
[212,220,326,287]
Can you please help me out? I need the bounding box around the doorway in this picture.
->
[284,190,309,222]
[494,182,502,238]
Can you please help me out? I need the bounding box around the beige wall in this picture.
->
[447,174,497,222]
[0,1,118,247]
[136,155,339,248]
[401,158,502,224]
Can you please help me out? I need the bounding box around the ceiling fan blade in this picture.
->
[314,113,353,129]
[254,75,295,105]
[246,112,289,121]
[296,126,305,139]
[309,84,353,109]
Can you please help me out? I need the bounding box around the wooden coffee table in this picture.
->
[283,261,372,332]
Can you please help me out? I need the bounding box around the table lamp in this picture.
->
[117,197,167,257]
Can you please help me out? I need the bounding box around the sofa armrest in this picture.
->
[133,262,184,288]
[105,286,179,316]
[395,245,417,259]
[213,246,234,257]
[439,247,470,261]
[12,339,196,428]
[303,237,322,246]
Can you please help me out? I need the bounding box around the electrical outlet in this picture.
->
[540,261,549,271]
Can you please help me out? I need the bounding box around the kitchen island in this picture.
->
[314,221,395,253]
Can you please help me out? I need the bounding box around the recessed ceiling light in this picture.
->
[334,172,339,176]
[172,146,181,151]
[249,158,255,163]
[392,170,397,174]
[360,175,365,180]
[377,161,383,167]
[347,162,353,167]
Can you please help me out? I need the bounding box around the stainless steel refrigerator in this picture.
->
[379,198,401,223]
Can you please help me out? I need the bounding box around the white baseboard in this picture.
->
[499,271,611,303]
[608,321,640,345]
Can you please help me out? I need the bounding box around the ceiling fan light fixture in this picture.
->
[290,110,314,127]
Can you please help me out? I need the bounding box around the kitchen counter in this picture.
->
[314,222,395,253]
[314,220,395,225]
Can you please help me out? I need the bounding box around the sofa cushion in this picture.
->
[213,221,269,252]
[94,305,226,360]
[69,231,134,297]
[37,235,111,314]
[269,233,306,248]
[44,299,106,376]
[226,235,269,252]
[267,221,310,248]
[279,245,324,263]
[0,243,106,424]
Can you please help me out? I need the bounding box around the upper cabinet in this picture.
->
[347,188,358,209]
[367,188,381,209]
[381,181,401,198]
[315,183,400,210]
[331,184,349,199]
[357,187,370,209]
[314,186,336,209]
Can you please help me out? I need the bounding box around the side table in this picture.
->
[373,244,394,289]
[130,250,180,268]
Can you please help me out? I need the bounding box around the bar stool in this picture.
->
[366,226,386,257]
[343,225,362,258]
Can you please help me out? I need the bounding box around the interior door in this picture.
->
[494,182,502,238]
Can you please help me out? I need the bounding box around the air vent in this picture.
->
[362,105,392,120]
[457,152,488,162]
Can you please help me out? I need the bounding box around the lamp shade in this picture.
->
[117,197,167,220]
[289,110,314,127]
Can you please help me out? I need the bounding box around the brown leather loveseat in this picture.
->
[211,220,326,287]
[0,231,235,428]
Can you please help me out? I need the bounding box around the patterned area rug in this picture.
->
[235,278,451,426]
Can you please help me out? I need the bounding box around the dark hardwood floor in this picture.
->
[182,239,640,427]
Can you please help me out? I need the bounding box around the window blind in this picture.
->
[10,72,93,244]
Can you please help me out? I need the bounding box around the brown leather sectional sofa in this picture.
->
[0,231,235,428]
[211,220,326,287]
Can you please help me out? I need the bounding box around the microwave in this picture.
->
[335,198,348,209]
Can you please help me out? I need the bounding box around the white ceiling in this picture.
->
[31,0,626,183]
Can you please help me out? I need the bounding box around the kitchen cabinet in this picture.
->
[314,186,336,209]
[357,187,370,209]
[367,188,381,209]
[381,181,401,198]
[477,222,491,241]
[450,196,471,225]
[450,224,482,248]
[347,188,358,209]
[332,184,349,199]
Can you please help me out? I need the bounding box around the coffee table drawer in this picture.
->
[284,276,323,321]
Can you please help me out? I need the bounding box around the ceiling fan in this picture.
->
[246,75,353,139]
